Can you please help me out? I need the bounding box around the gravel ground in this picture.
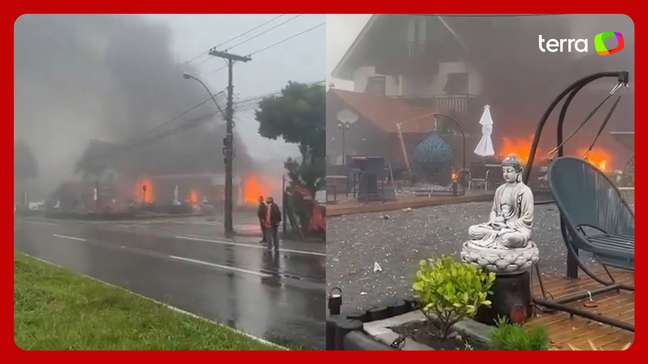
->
[327,200,635,313]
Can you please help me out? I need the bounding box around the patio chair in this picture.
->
[467,163,489,191]
[534,156,634,331]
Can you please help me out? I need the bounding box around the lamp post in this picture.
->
[336,109,358,165]
[337,121,351,165]
[182,72,232,235]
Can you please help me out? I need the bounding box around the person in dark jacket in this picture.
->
[263,196,282,250]
[257,196,267,244]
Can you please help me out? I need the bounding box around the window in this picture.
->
[443,72,468,94]
[407,16,427,56]
[365,75,386,96]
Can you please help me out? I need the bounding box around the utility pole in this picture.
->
[209,49,251,237]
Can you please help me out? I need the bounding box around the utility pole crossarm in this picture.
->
[208,49,252,62]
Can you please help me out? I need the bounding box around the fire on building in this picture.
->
[326,14,633,197]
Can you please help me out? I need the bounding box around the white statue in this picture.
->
[172,185,180,206]
[468,155,534,249]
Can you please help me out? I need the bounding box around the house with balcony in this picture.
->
[327,15,487,180]
[328,14,635,180]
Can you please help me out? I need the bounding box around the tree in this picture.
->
[255,82,325,194]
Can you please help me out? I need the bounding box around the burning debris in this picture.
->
[578,147,611,172]
[14,15,265,207]
[242,174,274,206]
[499,135,537,164]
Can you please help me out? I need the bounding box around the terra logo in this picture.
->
[538,32,624,56]
[594,32,624,56]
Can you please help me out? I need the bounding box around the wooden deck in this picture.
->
[527,267,634,350]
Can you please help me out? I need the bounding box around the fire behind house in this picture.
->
[14,15,285,212]
[55,125,260,213]
[327,15,634,186]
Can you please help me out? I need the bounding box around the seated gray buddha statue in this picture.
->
[468,155,534,249]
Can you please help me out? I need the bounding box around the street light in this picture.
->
[336,109,358,165]
[183,72,233,236]
[337,121,351,165]
[183,73,226,118]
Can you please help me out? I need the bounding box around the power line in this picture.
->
[203,63,228,76]
[225,14,302,51]
[136,90,226,140]
[233,80,326,110]
[202,22,324,77]
[247,22,324,56]
[138,80,324,142]
[181,14,285,66]
[83,79,324,163]
[213,14,285,49]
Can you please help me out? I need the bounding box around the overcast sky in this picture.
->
[145,14,326,162]
[14,14,326,197]
[325,14,371,90]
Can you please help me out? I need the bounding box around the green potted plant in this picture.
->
[489,317,549,350]
[412,256,496,341]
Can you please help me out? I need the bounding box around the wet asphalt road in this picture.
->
[14,215,326,349]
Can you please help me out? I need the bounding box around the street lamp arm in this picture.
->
[183,73,226,119]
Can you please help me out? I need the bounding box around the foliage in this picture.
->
[412,256,496,340]
[489,316,549,350]
[256,82,325,195]
[14,252,281,350]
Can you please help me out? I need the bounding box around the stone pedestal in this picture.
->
[461,239,538,325]
[474,270,532,325]
[461,240,539,273]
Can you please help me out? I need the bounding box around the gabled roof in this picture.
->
[331,15,378,80]
[331,15,464,80]
[329,89,438,134]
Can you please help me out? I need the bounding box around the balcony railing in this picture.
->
[432,94,477,115]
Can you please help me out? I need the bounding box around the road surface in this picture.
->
[14,214,326,349]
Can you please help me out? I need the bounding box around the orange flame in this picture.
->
[135,177,154,203]
[499,135,537,164]
[190,190,199,205]
[578,148,611,172]
[243,174,271,206]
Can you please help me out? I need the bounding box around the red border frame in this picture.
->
[2,0,643,361]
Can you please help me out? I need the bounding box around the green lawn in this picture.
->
[14,251,282,350]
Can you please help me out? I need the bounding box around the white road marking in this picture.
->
[174,235,327,257]
[168,255,271,278]
[52,234,87,242]
[24,220,59,226]
[277,247,327,257]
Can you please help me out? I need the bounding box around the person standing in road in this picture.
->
[264,196,282,251]
[257,195,267,244]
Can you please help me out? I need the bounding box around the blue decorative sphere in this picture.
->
[412,133,453,182]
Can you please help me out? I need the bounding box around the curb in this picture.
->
[327,297,493,350]
[326,193,494,217]
[15,251,287,350]
[343,331,395,350]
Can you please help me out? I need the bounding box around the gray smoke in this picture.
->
[14,14,252,199]
[440,15,635,167]
[331,14,634,171]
